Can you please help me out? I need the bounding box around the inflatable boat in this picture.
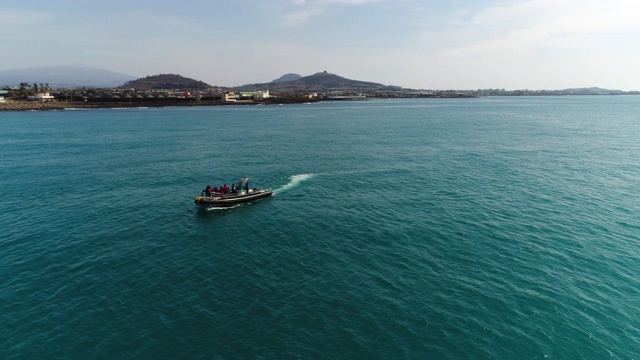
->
[195,177,273,208]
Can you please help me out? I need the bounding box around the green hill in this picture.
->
[119,74,211,90]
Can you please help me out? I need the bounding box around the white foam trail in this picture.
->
[274,174,314,194]
[205,203,242,211]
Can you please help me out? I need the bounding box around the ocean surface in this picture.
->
[1,97,639,359]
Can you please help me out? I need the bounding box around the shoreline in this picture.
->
[0,95,485,112]
[0,98,321,112]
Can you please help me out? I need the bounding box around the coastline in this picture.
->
[0,95,486,112]
[0,98,320,112]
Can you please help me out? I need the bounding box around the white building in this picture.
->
[224,90,270,102]
[254,90,270,99]
[28,92,55,101]
[224,92,238,102]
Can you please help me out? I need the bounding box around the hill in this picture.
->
[562,87,622,95]
[0,65,137,88]
[271,73,302,83]
[237,71,401,92]
[119,74,211,90]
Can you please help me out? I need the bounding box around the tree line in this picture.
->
[2,83,51,99]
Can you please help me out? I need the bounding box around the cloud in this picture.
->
[280,8,325,27]
[0,9,53,25]
[290,0,380,4]
[322,0,381,3]
[388,0,640,90]
[438,0,640,58]
[281,0,380,27]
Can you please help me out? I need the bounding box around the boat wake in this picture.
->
[274,174,314,194]
[204,204,241,211]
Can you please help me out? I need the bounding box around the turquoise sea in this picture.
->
[1,97,639,359]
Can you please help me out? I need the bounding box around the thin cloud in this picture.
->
[281,0,380,27]
[291,0,380,4]
[280,8,325,27]
[0,9,53,25]
[322,0,381,3]
[439,0,640,58]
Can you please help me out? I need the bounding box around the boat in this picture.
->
[194,177,273,208]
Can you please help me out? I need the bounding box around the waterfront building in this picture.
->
[27,92,55,101]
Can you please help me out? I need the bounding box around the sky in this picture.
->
[1,0,639,90]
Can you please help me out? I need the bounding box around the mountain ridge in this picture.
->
[237,71,400,92]
[0,65,630,93]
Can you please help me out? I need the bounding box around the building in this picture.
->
[224,90,270,102]
[27,92,55,101]
[224,92,239,102]
[254,90,270,100]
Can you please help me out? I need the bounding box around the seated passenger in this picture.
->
[204,185,213,197]
[223,184,230,193]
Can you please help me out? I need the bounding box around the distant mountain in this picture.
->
[271,73,302,83]
[562,87,621,95]
[297,71,378,88]
[119,74,211,90]
[0,65,137,88]
[238,71,400,92]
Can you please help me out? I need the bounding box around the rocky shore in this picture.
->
[1,100,69,111]
[0,98,320,112]
[0,99,220,112]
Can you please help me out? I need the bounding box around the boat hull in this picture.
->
[195,190,273,208]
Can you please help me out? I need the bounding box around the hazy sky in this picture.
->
[2,0,639,90]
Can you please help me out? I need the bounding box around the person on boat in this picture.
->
[244,181,250,193]
[213,186,220,194]
[223,184,230,193]
[204,185,213,197]
[231,184,237,193]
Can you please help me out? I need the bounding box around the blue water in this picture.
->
[1,97,639,359]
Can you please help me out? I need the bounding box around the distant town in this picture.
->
[1,68,638,111]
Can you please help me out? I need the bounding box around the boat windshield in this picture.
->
[236,177,250,191]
